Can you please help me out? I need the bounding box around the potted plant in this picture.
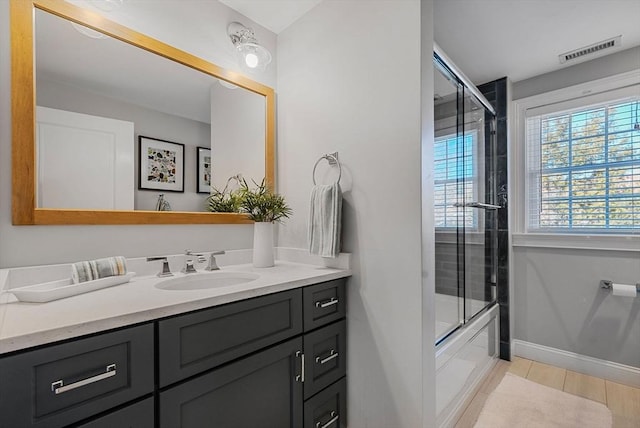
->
[239,178,292,267]
[205,175,244,213]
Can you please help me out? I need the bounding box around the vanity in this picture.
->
[0,257,350,428]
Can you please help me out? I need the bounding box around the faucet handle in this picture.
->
[205,251,225,271]
[146,256,173,277]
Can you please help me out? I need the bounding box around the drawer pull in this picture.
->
[316,411,339,428]
[51,364,116,395]
[295,351,305,383]
[315,297,338,308]
[316,349,339,365]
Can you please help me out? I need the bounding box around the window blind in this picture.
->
[434,133,477,229]
[525,97,640,232]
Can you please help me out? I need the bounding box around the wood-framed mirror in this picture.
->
[10,0,275,225]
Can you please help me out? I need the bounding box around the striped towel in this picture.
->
[309,182,342,258]
[71,256,128,284]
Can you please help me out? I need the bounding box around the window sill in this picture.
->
[512,233,640,252]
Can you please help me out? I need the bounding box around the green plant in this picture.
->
[239,178,292,223]
[205,175,245,213]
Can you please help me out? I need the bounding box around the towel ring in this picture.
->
[313,153,342,185]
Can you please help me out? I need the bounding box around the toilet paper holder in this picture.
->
[600,279,640,292]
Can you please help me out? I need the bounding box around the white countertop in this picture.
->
[0,253,351,354]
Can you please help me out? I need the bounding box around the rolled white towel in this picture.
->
[71,256,128,284]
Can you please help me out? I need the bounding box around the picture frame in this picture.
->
[138,136,184,192]
[197,146,212,194]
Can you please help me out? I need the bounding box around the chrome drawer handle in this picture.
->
[295,351,305,383]
[51,364,116,395]
[316,349,339,365]
[316,411,339,428]
[315,297,338,308]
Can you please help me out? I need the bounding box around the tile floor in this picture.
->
[454,357,640,428]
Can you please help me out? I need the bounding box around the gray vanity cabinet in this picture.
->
[0,277,348,428]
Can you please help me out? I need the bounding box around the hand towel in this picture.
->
[71,256,128,284]
[309,182,342,258]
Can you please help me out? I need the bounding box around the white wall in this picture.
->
[277,1,431,426]
[511,54,640,367]
[210,83,265,190]
[0,0,277,267]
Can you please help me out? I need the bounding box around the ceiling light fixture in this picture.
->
[227,22,272,72]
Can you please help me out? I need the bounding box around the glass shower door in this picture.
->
[433,57,464,342]
[461,91,497,322]
[434,54,498,344]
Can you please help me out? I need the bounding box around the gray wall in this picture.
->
[513,247,639,367]
[0,1,277,268]
[37,78,211,212]
[276,1,430,425]
[511,50,640,367]
[512,46,640,100]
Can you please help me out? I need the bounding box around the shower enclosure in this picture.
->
[432,45,500,426]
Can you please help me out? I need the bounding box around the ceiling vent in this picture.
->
[559,36,622,63]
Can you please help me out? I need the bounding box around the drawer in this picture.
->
[76,398,154,428]
[303,278,346,332]
[304,377,347,428]
[303,319,347,399]
[0,324,153,428]
[158,288,303,387]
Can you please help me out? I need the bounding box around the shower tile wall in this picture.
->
[478,77,510,360]
[435,241,487,301]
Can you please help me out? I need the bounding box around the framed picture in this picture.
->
[139,136,184,192]
[197,146,212,194]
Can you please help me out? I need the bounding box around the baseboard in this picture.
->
[512,340,640,388]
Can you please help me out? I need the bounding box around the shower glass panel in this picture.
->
[433,57,464,341]
[434,53,497,344]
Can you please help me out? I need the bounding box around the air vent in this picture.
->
[559,36,621,63]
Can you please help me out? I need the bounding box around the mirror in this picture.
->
[11,0,275,224]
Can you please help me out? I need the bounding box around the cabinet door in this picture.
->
[160,337,303,428]
[76,398,154,428]
[303,320,347,399]
[158,288,302,387]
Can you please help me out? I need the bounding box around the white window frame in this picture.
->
[512,70,640,251]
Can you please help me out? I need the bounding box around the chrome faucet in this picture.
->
[205,251,226,271]
[182,250,207,274]
[146,256,173,277]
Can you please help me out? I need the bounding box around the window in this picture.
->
[434,133,476,228]
[526,98,640,232]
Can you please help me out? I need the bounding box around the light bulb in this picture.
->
[245,53,259,68]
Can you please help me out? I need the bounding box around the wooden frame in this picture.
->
[196,147,212,194]
[138,136,185,193]
[10,0,275,225]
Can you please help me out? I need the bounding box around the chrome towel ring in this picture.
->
[312,152,342,185]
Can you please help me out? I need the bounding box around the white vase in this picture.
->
[253,222,274,268]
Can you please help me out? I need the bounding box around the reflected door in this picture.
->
[36,106,135,210]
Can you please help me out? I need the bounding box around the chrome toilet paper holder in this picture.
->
[600,279,640,292]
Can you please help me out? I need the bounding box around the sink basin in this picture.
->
[155,272,259,291]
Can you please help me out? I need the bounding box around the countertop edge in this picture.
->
[0,268,351,355]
